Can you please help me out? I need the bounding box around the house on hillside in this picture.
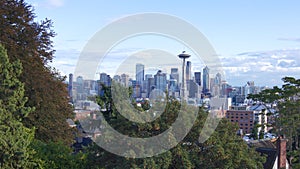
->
[248,137,290,169]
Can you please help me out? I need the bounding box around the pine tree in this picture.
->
[248,76,300,166]
[0,44,39,169]
[0,0,74,144]
[85,84,265,168]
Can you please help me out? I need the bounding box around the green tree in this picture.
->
[194,119,265,169]
[0,0,74,144]
[31,140,87,169]
[0,45,40,169]
[248,76,300,166]
[84,84,265,168]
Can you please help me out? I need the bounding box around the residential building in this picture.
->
[226,104,268,134]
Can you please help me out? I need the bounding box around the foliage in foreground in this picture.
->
[0,0,74,144]
[248,77,300,167]
[0,44,40,168]
[84,83,265,169]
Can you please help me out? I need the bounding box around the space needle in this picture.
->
[178,51,191,101]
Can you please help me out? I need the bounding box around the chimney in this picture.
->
[277,136,287,169]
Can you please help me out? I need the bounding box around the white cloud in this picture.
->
[47,0,64,7]
[219,48,300,86]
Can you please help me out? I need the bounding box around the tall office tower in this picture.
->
[215,73,222,86]
[169,79,177,92]
[76,76,84,93]
[154,70,167,92]
[113,75,121,83]
[75,76,84,100]
[136,63,145,86]
[211,72,222,97]
[245,81,255,96]
[145,74,152,80]
[188,80,200,98]
[145,74,152,94]
[147,77,155,97]
[171,68,178,74]
[170,68,179,84]
[186,61,191,81]
[121,73,129,87]
[203,66,210,94]
[106,75,112,87]
[68,73,73,102]
[194,72,201,86]
[99,73,108,85]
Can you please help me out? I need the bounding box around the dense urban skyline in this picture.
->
[26,0,300,87]
[1,1,299,168]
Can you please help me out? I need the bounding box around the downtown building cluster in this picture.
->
[69,62,224,104]
[68,62,290,169]
[69,61,266,106]
[68,60,273,137]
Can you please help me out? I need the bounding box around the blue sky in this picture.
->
[26,0,300,87]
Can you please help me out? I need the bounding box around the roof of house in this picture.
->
[248,139,276,149]
[248,139,278,169]
[250,104,268,111]
[256,147,277,169]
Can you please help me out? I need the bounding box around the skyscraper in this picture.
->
[170,68,179,86]
[121,73,129,87]
[215,73,222,86]
[145,74,152,95]
[99,73,108,85]
[113,75,121,83]
[147,77,155,97]
[154,70,167,92]
[194,72,201,86]
[171,68,178,74]
[203,66,210,94]
[136,63,144,86]
[186,61,191,81]
[68,73,73,102]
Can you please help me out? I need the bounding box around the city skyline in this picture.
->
[26,0,300,87]
[73,62,265,89]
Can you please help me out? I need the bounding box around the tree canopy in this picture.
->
[0,44,40,169]
[83,83,265,168]
[0,0,74,144]
[248,76,300,167]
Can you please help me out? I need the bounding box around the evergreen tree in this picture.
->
[0,0,74,144]
[31,140,87,169]
[0,45,40,168]
[248,76,300,166]
[84,84,265,168]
